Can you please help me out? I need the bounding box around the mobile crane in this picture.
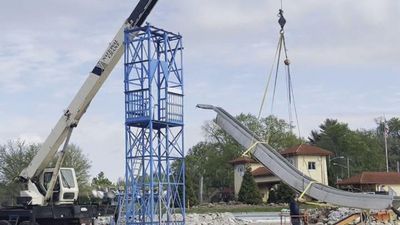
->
[0,0,158,224]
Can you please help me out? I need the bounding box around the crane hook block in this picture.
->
[284,59,290,65]
[278,9,286,29]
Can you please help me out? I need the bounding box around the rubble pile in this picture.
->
[327,207,361,223]
[186,213,247,225]
[320,207,397,225]
[179,208,399,225]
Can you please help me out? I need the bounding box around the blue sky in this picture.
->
[0,0,399,181]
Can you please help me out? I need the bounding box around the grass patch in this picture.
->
[186,203,319,214]
[187,205,285,214]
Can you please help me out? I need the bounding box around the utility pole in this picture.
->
[347,157,350,178]
[384,118,389,172]
[385,133,389,172]
[199,175,204,204]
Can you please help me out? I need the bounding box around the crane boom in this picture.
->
[19,0,158,181]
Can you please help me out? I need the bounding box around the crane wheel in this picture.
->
[19,221,39,225]
[0,220,11,225]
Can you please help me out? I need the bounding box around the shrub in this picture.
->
[238,167,262,205]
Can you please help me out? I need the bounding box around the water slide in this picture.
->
[197,104,397,210]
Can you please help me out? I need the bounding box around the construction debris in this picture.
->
[327,207,361,223]
[171,207,400,225]
[184,213,246,225]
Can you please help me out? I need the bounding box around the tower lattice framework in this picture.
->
[124,24,185,225]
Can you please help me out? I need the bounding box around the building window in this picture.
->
[308,162,316,170]
[237,165,245,176]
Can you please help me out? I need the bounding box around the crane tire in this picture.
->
[0,220,11,225]
[19,221,39,225]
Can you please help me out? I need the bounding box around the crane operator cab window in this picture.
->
[43,171,61,201]
[41,168,79,204]
[43,172,53,190]
[60,169,76,188]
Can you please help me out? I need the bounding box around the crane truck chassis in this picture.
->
[0,0,158,224]
[0,204,115,225]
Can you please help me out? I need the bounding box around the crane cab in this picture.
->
[40,168,79,204]
[19,168,79,205]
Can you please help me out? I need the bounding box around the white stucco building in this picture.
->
[230,144,333,202]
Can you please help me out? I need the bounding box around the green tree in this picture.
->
[204,114,304,151]
[267,189,277,204]
[91,171,113,188]
[185,114,303,204]
[376,117,400,171]
[0,140,40,204]
[0,141,38,185]
[238,167,262,205]
[309,119,385,185]
[185,142,230,203]
[184,155,199,206]
[260,116,303,150]
[171,158,196,207]
[185,171,198,207]
[49,143,91,188]
[273,183,295,203]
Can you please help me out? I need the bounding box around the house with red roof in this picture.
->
[230,144,333,202]
[337,172,400,195]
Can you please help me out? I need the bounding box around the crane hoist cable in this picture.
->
[256,6,302,143]
[256,9,286,122]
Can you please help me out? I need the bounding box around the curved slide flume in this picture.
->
[197,104,395,210]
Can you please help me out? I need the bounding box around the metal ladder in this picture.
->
[116,193,126,225]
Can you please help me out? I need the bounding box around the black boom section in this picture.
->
[128,0,158,27]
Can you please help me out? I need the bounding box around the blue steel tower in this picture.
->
[123,24,185,225]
